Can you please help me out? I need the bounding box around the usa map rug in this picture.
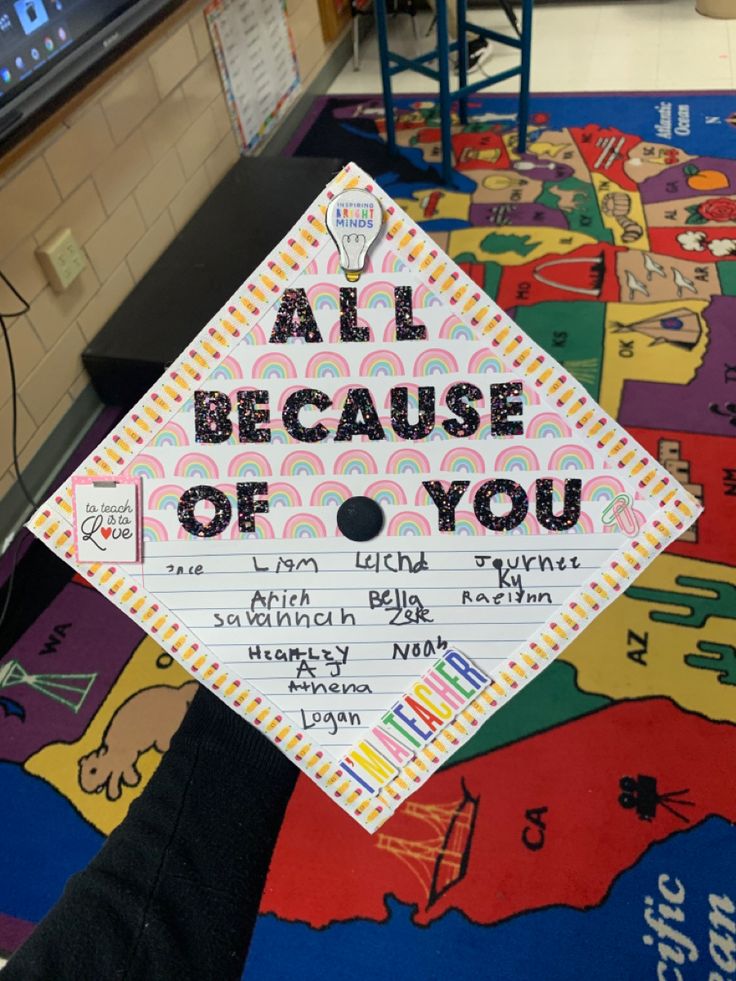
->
[0,92,734,978]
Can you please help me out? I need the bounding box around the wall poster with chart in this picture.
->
[205,0,300,153]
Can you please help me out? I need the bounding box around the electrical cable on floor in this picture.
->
[0,269,33,633]
[0,532,23,631]
[0,271,34,509]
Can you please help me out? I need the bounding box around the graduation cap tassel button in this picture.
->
[337,496,385,542]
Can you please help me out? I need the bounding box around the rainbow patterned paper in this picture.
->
[27,164,700,831]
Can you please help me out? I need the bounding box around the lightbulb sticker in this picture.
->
[326,188,383,282]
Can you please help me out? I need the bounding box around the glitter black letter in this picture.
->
[390,386,435,440]
[395,286,426,340]
[282,388,332,442]
[177,485,231,538]
[536,478,582,531]
[335,387,386,441]
[423,480,471,531]
[339,287,367,341]
[490,382,524,437]
[474,479,528,531]
[269,288,323,343]
[237,481,270,533]
[237,390,270,443]
[194,391,232,443]
[443,383,483,438]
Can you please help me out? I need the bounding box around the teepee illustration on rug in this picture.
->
[28,164,701,831]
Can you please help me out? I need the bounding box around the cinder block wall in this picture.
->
[0,0,342,508]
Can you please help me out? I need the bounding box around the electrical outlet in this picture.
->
[36,228,87,293]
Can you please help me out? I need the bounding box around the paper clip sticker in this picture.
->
[601,493,642,537]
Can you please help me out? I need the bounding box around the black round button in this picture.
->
[337,496,384,542]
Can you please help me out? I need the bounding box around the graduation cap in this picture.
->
[28,164,701,831]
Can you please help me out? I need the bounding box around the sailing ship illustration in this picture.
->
[376,779,479,909]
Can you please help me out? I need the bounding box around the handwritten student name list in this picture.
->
[142,534,619,751]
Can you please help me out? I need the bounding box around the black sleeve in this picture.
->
[1,685,297,981]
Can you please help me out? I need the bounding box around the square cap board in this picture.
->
[28,164,701,832]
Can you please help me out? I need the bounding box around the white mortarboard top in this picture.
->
[28,164,701,831]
